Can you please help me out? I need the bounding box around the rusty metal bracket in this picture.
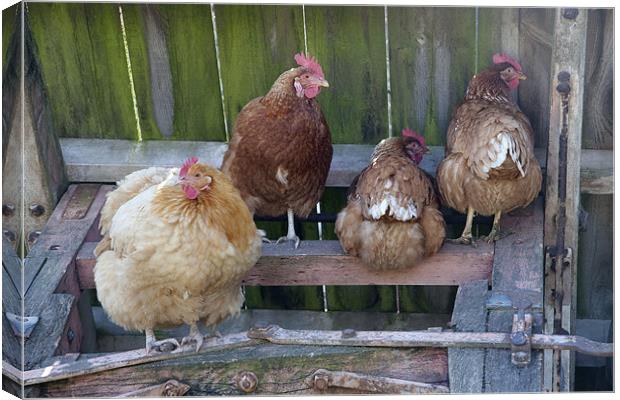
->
[511,312,533,367]
[306,369,449,394]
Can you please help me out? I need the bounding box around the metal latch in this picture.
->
[307,369,449,394]
[511,310,533,367]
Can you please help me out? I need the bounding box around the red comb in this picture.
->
[402,128,426,146]
[492,53,522,72]
[294,53,324,79]
[179,157,198,178]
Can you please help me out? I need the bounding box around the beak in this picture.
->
[424,147,431,154]
[309,76,330,88]
[518,71,527,80]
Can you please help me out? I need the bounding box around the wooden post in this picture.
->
[2,3,68,253]
[543,8,587,392]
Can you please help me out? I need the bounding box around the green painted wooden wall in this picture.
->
[17,4,525,315]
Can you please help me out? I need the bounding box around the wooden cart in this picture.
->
[2,4,613,396]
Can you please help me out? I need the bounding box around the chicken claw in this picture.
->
[145,329,180,354]
[275,234,300,249]
[180,323,204,353]
[275,208,300,249]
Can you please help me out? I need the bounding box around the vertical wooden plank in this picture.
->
[306,6,388,144]
[215,4,304,136]
[448,280,488,393]
[543,8,588,391]
[123,4,226,140]
[388,7,475,145]
[518,8,555,149]
[484,198,544,392]
[581,9,613,150]
[27,3,136,139]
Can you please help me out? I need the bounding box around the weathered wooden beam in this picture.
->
[543,8,588,392]
[58,138,612,194]
[2,5,69,252]
[484,196,545,392]
[76,239,493,289]
[448,280,488,393]
[20,184,112,369]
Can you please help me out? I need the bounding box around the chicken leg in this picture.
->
[180,322,204,353]
[449,206,475,245]
[482,211,512,243]
[145,329,180,354]
[275,208,300,249]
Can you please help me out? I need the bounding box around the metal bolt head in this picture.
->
[558,71,571,82]
[511,331,527,346]
[67,328,75,343]
[556,82,571,94]
[313,374,329,391]
[29,204,45,217]
[562,8,579,20]
[2,203,15,217]
[235,371,258,393]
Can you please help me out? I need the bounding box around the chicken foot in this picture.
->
[275,208,300,249]
[449,206,476,246]
[145,329,180,354]
[481,211,512,243]
[180,322,204,353]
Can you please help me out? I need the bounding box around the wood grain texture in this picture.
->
[35,344,447,396]
[518,8,555,149]
[388,7,475,145]
[582,9,613,150]
[77,240,493,289]
[2,3,18,76]
[484,196,545,392]
[214,4,304,136]
[543,9,588,391]
[26,3,136,139]
[22,185,112,368]
[2,242,23,369]
[448,280,488,393]
[306,6,387,144]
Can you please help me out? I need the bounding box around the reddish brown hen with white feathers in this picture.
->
[436,53,542,244]
[336,129,445,270]
[221,53,333,248]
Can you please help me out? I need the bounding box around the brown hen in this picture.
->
[221,53,333,248]
[336,129,445,270]
[436,53,542,244]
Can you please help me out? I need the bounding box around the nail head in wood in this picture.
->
[29,204,45,217]
[2,203,15,217]
[313,373,329,391]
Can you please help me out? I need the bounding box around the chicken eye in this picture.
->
[505,67,513,73]
[194,173,201,177]
[304,74,310,79]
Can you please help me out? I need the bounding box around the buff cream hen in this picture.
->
[94,158,262,353]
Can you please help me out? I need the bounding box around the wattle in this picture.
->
[507,78,520,90]
[183,185,199,200]
[304,86,320,99]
